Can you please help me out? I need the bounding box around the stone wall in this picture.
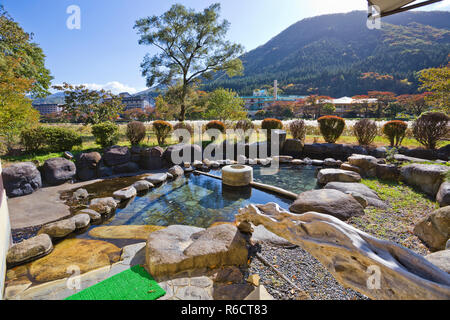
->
[0,161,12,300]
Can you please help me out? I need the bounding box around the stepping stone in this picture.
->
[6,234,53,267]
[38,218,76,238]
[71,213,90,229]
[145,173,168,184]
[75,209,102,223]
[113,186,137,200]
[89,225,165,240]
[168,165,184,177]
[89,197,117,214]
[133,180,154,192]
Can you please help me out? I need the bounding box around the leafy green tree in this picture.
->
[204,88,246,121]
[322,103,336,115]
[418,64,449,113]
[0,7,52,97]
[134,3,244,121]
[53,83,124,125]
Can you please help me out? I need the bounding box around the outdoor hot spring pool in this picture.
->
[68,164,320,232]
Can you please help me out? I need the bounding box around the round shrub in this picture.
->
[382,120,408,147]
[234,119,254,142]
[317,116,345,143]
[173,122,194,143]
[353,119,378,146]
[91,122,120,149]
[412,112,449,150]
[205,120,226,133]
[126,121,146,145]
[289,119,306,144]
[153,120,173,145]
[261,118,283,141]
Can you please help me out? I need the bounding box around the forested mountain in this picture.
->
[202,10,450,97]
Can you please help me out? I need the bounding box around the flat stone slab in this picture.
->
[317,168,361,184]
[290,189,365,220]
[28,238,121,282]
[146,224,248,277]
[89,225,165,240]
[400,164,449,197]
[7,179,101,229]
[323,182,387,208]
[113,186,137,200]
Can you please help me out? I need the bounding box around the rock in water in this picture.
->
[89,197,117,214]
[38,218,76,238]
[289,189,364,220]
[236,202,450,300]
[28,239,121,282]
[132,180,153,192]
[146,224,248,277]
[145,173,168,184]
[6,234,53,267]
[113,186,137,200]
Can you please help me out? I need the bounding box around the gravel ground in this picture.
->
[247,243,368,300]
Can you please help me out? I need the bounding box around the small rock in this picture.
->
[312,159,324,166]
[75,209,101,223]
[292,159,304,165]
[317,168,361,184]
[71,213,90,229]
[323,158,338,167]
[89,197,117,214]
[436,182,450,207]
[247,274,260,286]
[340,163,361,174]
[72,188,88,200]
[113,186,137,200]
[168,165,184,178]
[238,221,253,233]
[39,218,76,238]
[133,180,153,192]
[63,151,74,160]
[145,173,168,184]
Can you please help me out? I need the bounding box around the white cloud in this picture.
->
[81,81,145,95]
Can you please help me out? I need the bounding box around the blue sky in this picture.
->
[2,0,450,94]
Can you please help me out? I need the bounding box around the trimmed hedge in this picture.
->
[205,120,226,133]
[20,126,82,153]
[92,122,120,149]
[261,118,283,141]
[353,119,378,146]
[382,120,408,147]
[153,120,173,145]
[317,116,345,143]
[289,119,306,143]
[412,112,449,150]
[126,121,146,145]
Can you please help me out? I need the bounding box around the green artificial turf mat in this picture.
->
[65,265,165,300]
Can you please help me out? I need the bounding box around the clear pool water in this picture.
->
[107,173,292,228]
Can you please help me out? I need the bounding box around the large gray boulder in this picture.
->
[425,250,450,274]
[237,202,450,300]
[76,152,101,181]
[163,143,202,166]
[437,182,450,207]
[317,168,361,184]
[281,139,303,158]
[2,162,42,198]
[414,206,450,252]
[140,146,164,170]
[348,154,378,177]
[112,162,139,174]
[168,165,184,178]
[302,143,367,161]
[323,182,386,208]
[42,157,76,185]
[400,164,449,197]
[289,189,365,220]
[145,173,168,184]
[376,163,400,181]
[6,234,53,267]
[146,224,248,277]
[113,186,137,200]
[103,145,131,167]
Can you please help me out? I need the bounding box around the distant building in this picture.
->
[323,96,378,116]
[32,103,63,115]
[119,92,151,111]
